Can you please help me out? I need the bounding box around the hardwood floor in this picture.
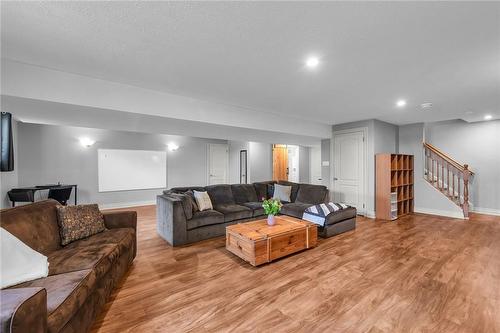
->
[91,207,500,333]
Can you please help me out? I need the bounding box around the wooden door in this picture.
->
[273,145,288,181]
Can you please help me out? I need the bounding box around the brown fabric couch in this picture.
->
[157,181,357,246]
[0,200,137,333]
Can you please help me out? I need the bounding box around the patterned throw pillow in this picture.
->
[56,204,106,246]
[193,190,213,211]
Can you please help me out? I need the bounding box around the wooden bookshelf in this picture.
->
[376,153,414,220]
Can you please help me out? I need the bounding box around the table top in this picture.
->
[12,184,77,191]
[226,215,316,241]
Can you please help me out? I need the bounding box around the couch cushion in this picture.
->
[242,202,265,217]
[206,185,235,206]
[280,203,312,219]
[168,186,206,194]
[277,181,300,202]
[325,207,357,225]
[186,210,225,230]
[9,269,96,333]
[56,204,106,246]
[295,184,328,204]
[231,184,258,204]
[253,181,276,201]
[0,200,62,255]
[48,228,135,280]
[214,204,253,222]
[165,193,193,219]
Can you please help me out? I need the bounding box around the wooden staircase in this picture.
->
[423,142,474,218]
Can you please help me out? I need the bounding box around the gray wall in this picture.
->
[299,146,310,183]
[425,120,500,213]
[16,123,226,208]
[320,139,330,188]
[248,142,273,182]
[0,119,19,208]
[228,141,249,184]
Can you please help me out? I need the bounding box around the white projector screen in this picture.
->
[98,149,167,192]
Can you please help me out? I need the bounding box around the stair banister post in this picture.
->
[463,164,471,218]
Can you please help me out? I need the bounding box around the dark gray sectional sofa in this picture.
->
[156,180,356,246]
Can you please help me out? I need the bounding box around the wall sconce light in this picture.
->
[167,143,179,152]
[79,137,95,147]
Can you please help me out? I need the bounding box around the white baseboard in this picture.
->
[365,210,376,219]
[472,207,500,217]
[414,207,465,219]
[99,200,156,210]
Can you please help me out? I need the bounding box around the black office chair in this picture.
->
[48,186,73,205]
[7,190,35,207]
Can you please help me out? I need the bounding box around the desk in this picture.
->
[10,184,78,206]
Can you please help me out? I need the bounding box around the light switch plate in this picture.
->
[322,161,330,167]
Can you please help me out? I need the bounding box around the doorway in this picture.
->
[208,144,229,185]
[273,144,300,182]
[332,129,367,214]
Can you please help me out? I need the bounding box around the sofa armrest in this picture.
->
[156,195,188,246]
[102,211,137,232]
[1,288,47,333]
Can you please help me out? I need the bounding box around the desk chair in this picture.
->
[7,190,35,207]
[48,186,73,206]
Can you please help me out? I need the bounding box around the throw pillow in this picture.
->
[193,190,213,211]
[185,190,199,213]
[56,204,106,246]
[267,184,275,200]
[273,184,292,203]
[0,228,49,288]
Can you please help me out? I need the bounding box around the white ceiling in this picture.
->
[1,1,499,125]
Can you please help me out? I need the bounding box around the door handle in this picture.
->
[334,177,339,181]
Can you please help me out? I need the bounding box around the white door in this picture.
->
[310,145,322,185]
[287,145,299,183]
[333,131,365,213]
[208,144,229,185]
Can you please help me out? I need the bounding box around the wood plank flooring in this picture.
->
[91,207,500,333]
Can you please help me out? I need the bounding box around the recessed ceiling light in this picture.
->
[396,99,407,108]
[420,102,433,109]
[305,56,320,69]
[484,114,493,120]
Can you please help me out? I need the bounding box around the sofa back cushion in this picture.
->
[164,192,194,219]
[253,181,276,201]
[295,184,328,204]
[231,184,258,204]
[0,200,62,255]
[168,186,206,194]
[277,180,300,202]
[206,185,235,206]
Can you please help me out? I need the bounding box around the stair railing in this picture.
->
[423,142,474,218]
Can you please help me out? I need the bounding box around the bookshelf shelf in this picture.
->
[376,153,414,220]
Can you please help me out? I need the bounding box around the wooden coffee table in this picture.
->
[225,215,318,266]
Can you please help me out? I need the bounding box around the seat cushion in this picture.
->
[325,207,357,225]
[296,184,328,204]
[48,228,135,280]
[214,204,253,222]
[231,184,258,204]
[187,210,225,230]
[9,269,96,333]
[242,202,265,217]
[206,185,235,206]
[280,203,312,219]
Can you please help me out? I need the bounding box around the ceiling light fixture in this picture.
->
[167,143,179,151]
[420,102,433,109]
[79,137,95,147]
[484,114,493,120]
[305,56,320,69]
[396,99,407,108]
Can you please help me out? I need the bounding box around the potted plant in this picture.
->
[262,198,282,226]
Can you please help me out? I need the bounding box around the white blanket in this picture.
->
[0,228,49,288]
